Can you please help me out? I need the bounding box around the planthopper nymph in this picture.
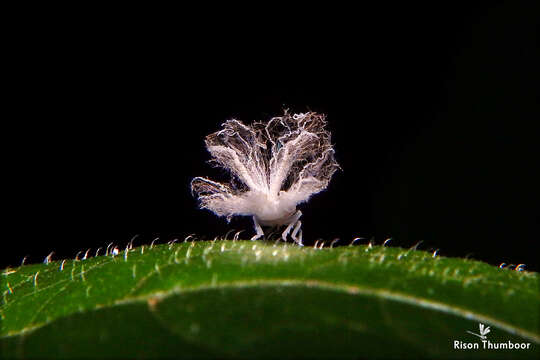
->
[191,111,340,246]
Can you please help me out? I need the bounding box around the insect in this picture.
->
[191,111,340,245]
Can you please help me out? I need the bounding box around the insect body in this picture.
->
[191,111,340,245]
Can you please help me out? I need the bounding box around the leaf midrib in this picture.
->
[4,278,539,344]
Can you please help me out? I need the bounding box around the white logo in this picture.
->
[466,323,490,340]
[453,322,532,351]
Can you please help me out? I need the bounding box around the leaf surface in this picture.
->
[1,240,539,359]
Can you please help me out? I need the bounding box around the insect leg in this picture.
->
[281,210,302,242]
[291,220,303,246]
[251,216,265,241]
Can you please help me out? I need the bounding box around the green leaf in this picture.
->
[1,240,539,359]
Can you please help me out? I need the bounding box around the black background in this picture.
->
[3,3,539,271]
